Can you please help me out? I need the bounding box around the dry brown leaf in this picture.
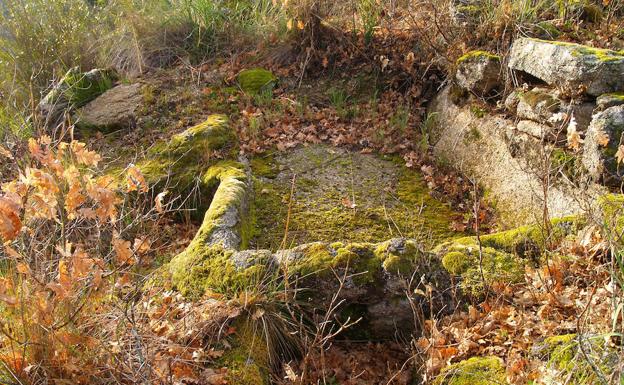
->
[0,196,22,241]
[126,164,148,193]
[112,235,134,266]
[155,190,168,213]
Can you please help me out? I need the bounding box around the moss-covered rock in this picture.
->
[516,88,561,124]
[455,51,501,96]
[249,145,460,250]
[597,92,624,110]
[434,356,506,385]
[39,67,117,121]
[169,162,251,296]
[435,217,581,296]
[237,69,277,94]
[139,115,238,196]
[533,334,619,384]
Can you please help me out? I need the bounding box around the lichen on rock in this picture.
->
[75,83,143,133]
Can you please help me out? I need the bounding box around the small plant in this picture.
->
[358,0,381,44]
[389,104,410,133]
[328,87,350,118]
[296,95,309,119]
[248,113,265,140]
[328,87,348,110]
[418,112,438,151]
[368,90,379,118]
[253,88,275,108]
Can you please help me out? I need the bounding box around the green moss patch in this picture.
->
[41,67,116,109]
[456,50,500,65]
[237,68,277,94]
[535,334,619,384]
[434,356,506,385]
[598,193,624,235]
[220,319,270,385]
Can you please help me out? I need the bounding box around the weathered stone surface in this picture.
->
[582,105,624,185]
[455,51,501,96]
[516,88,561,124]
[597,92,624,111]
[429,85,602,226]
[516,120,554,139]
[504,91,521,113]
[76,83,143,132]
[509,38,624,96]
[515,88,594,133]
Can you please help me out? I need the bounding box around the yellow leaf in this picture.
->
[16,263,30,275]
[567,131,583,151]
[596,128,610,147]
[297,20,305,30]
[0,146,12,159]
[133,237,151,255]
[286,19,293,30]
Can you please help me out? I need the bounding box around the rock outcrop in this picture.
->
[509,38,624,97]
[429,85,594,226]
[430,39,624,225]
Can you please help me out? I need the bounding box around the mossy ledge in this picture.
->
[434,217,581,296]
[169,237,453,337]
